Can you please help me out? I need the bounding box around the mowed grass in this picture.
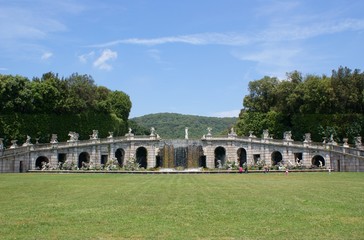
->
[0,173,363,240]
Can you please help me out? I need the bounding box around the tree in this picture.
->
[63,73,98,113]
[236,66,364,143]
[331,66,364,113]
[243,76,279,112]
[299,75,336,114]
[0,75,33,113]
[106,91,132,121]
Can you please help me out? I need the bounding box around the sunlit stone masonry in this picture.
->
[0,128,363,172]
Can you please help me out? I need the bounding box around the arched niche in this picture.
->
[312,155,325,167]
[115,148,125,166]
[136,147,148,169]
[214,146,226,168]
[271,151,283,165]
[35,156,49,169]
[237,148,247,167]
[78,152,90,168]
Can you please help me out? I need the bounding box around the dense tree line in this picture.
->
[236,66,364,143]
[0,72,131,144]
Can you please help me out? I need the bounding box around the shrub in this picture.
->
[123,157,140,171]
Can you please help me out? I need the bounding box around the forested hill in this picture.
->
[130,113,237,139]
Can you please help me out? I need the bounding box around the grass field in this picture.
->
[0,172,363,240]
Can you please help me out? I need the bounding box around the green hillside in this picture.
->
[130,113,237,139]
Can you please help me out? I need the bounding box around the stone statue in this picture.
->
[295,158,302,167]
[67,132,79,142]
[207,127,212,136]
[23,135,32,146]
[10,140,18,149]
[50,134,58,144]
[284,131,292,141]
[0,138,3,150]
[90,130,98,140]
[304,133,311,143]
[329,134,337,145]
[228,127,237,138]
[185,127,189,140]
[125,128,134,137]
[150,127,155,136]
[343,138,349,147]
[155,147,160,156]
[249,131,256,138]
[263,129,269,139]
[217,160,222,169]
[107,132,113,138]
[355,136,362,149]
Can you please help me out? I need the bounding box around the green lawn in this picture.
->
[0,173,363,239]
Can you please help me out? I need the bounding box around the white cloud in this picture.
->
[233,47,301,65]
[89,32,251,48]
[89,17,364,49]
[93,49,118,70]
[78,51,95,63]
[41,52,53,60]
[0,67,8,71]
[259,19,364,42]
[147,49,161,61]
[211,109,241,118]
[0,7,67,41]
[231,44,303,80]
[255,1,301,16]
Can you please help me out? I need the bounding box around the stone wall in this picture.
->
[1,133,363,172]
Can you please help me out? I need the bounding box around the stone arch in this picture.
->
[237,148,247,167]
[214,146,226,168]
[78,152,90,168]
[271,151,283,165]
[35,156,49,169]
[115,148,125,166]
[312,155,325,167]
[136,147,148,169]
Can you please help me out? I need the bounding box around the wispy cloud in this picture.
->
[88,32,251,48]
[232,46,301,65]
[0,67,8,71]
[259,19,364,42]
[231,44,303,79]
[93,49,118,71]
[254,1,302,17]
[89,17,364,49]
[78,51,95,63]
[147,49,161,61]
[0,7,67,41]
[41,52,53,60]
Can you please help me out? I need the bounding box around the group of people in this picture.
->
[237,166,272,174]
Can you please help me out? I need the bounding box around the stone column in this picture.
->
[50,149,58,167]
[301,149,310,167]
[147,144,157,169]
[204,144,215,169]
[109,142,115,162]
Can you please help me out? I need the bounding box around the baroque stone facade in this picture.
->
[0,129,363,172]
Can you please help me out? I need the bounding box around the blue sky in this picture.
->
[1,0,363,118]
